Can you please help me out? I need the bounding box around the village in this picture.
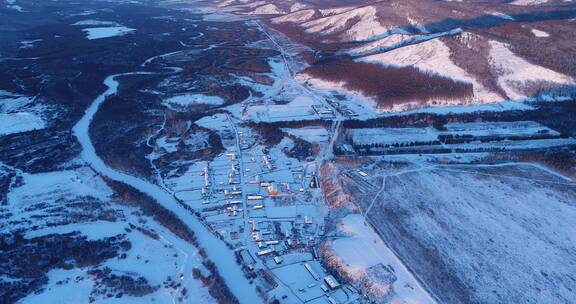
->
[165,112,361,304]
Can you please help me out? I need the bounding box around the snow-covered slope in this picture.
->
[250,3,285,15]
[289,2,308,12]
[271,9,316,24]
[300,6,391,41]
[361,38,503,104]
[226,0,576,109]
[348,28,461,56]
[269,3,408,42]
[488,40,573,99]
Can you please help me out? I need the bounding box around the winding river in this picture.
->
[72,72,262,304]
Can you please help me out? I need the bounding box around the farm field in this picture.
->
[345,162,576,303]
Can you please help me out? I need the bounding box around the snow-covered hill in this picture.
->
[219,0,576,111]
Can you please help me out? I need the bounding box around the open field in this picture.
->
[342,120,576,156]
[350,162,576,303]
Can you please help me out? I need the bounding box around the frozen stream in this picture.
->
[72,72,262,304]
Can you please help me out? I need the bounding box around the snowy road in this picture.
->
[73,72,262,304]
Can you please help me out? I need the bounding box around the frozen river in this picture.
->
[73,71,262,304]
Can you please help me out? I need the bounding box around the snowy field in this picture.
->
[0,90,46,136]
[71,20,120,26]
[163,93,224,109]
[82,27,135,40]
[229,56,324,122]
[351,127,438,146]
[2,165,214,303]
[348,121,572,152]
[443,121,560,137]
[363,163,576,303]
[0,112,44,136]
[330,214,436,304]
[71,20,135,40]
[282,126,329,144]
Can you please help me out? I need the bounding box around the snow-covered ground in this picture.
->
[71,20,120,26]
[19,39,43,49]
[5,0,22,11]
[487,11,515,21]
[348,121,573,153]
[226,38,326,122]
[531,28,550,37]
[250,3,284,15]
[289,2,308,12]
[71,19,135,40]
[156,109,341,302]
[348,28,462,56]
[5,3,574,303]
[361,37,503,105]
[4,165,214,303]
[282,126,328,143]
[510,0,549,5]
[272,9,315,24]
[330,214,436,304]
[443,121,560,137]
[297,59,537,118]
[293,72,382,117]
[19,211,215,303]
[163,93,224,109]
[360,163,576,303]
[488,40,573,99]
[352,127,438,146]
[0,112,44,136]
[301,6,391,42]
[7,167,111,207]
[0,90,46,136]
[219,0,576,115]
[240,12,554,118]
[19,269,94,304]
[82,26,135,40]
[269,4,400,42]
